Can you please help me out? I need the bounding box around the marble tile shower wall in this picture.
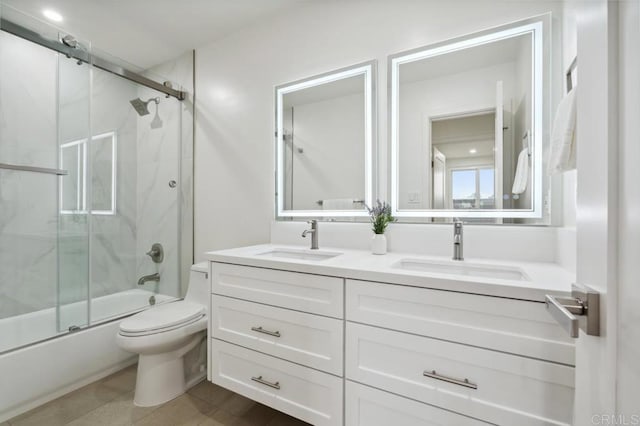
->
[90,69,138,301]
[0,32,59,319]
[165,50,194,297]
[0,27,193,319]
[135,51,194,298]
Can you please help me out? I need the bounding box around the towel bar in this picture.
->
[0,162,68,176]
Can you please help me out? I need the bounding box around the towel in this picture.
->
[512,147,530,195]
[548,88,577,174]
[322,198,355,210]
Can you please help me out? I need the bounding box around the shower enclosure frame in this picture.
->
[0,11,191,349]
[0,18,186,101]
[0,6,194,420]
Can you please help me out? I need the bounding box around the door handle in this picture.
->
[545,283,600,338]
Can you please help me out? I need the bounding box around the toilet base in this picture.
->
[133,332,205,407]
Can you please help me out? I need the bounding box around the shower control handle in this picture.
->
[146,243,164,263]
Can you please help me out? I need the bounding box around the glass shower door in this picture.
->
[0,5,188,354]
[57,44,91,333]
[0,24,89,351]
[87,64,182,324]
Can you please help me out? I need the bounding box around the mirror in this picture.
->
[60,131,116,215]
[90,132,116,214]
[60,139,86,213]
[275,61,375,218]
[390,16,548,219]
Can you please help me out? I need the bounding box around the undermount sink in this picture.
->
[394,258,530,281]
[256,248,342,261]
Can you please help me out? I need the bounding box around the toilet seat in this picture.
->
[119,301,205,337]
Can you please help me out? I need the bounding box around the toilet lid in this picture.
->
[120,301,205,334]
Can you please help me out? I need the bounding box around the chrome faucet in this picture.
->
[138,273,160,286]
[301,219,319,250]
[453,219,464,261]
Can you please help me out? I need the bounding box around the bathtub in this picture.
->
[0,289,175,422]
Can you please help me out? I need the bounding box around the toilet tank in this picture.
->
[184,262,209,308]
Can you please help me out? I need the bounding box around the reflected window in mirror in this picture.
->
[60,139,86,214]
[275,61,376,218]
[390,15,549,220]
[60,131,117,215]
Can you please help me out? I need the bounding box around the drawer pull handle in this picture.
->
[423,370,477,390]
[251,326,281,337]
[251,375,280,390]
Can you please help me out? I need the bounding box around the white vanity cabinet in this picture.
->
[207,257,575,426]
[345,381,490,426]
[344,279,575,426]
[209,263,344,426]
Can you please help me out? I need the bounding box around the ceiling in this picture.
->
[432,113,496,159]
[400,33,531,84]
[284,74,365,108]
[1,0,307,69]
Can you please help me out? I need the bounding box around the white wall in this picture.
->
[616,0,640,416]
[550,0,581,275]
[289,92,364,210]
[398,62,516,209]
[559,1,578,229]
[194,0,566,258]
[512,40,533,211]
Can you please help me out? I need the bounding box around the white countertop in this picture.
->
[204,244,574,302]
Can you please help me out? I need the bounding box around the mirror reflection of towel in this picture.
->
[548,88,577,174]
[512,148,529,195]
[322,199,354,210]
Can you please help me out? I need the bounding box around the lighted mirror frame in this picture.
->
[60,138,87,214]
[389,16,547,219]
[275,61,376,218]
[60,131,117,215]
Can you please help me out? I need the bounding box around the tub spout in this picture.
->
[138,273,160,286]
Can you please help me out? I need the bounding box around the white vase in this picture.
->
[371,233,387,255]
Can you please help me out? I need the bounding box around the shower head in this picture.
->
[129,97,159,116]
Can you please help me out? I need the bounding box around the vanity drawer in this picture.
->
[346,279,574,365]
[211,295,343,375]
[212,263,343,318]
[346,322,574,426]
[210,339,343,426]
[345,381,489,426]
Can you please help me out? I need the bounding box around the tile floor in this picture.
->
[7,365,310,426]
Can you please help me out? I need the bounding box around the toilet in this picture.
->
[117,262,209,407]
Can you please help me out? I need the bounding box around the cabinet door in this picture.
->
[210,340,343,426]
[212,263,343,318]
[346,322,574,426]
[212,296,343,375]
[346,381,489,426]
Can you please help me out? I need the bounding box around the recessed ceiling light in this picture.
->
[469,148,477,154]
[42,9,63,22]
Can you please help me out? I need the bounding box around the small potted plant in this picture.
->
[366,200,395,255]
